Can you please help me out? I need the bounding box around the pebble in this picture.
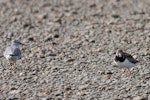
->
[132,95,148,100]
[35,13,48,20]
[7,32,14,39]
[9,90,20,94]
[28,37,35,41]
[63,91,72,98]
[45,36,53,42]
[78,84,89,90]
[105,71,113,75]
[53,17,61,23]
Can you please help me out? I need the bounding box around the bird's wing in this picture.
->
[11,46,21,59]
[123,52,138,64]
[3,45,21,60]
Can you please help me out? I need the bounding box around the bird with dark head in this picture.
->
[114,49,138,76]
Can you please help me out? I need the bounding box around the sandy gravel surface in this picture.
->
[0,0,149,100]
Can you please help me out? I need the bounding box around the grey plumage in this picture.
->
[3,40,23,65]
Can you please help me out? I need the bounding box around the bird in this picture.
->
[114,49,139,76]
[3,40,24,66]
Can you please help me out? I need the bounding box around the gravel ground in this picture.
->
[0,0,150,100]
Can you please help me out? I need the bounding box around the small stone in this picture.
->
[10,87,17,90]
[85,24,94,29]
[133,55,138,59]
[36,13,48,20]
[66,58,75,62]
[65,85,72,91]
[146,49,150,55]
[13,8,21,15]
[44,89,50,95]
[92,48,103,52]
[53,17,61,23]
[65,13,73,20]
[131,39,139,44]
[72,11,78,14]
[98,71,105,75]
[111,14,120,18]
[41,98,47,100]
[8,97,19,100]
[106,75,111,79]
[148,95,150,100]
[2,83,9,90]
[55,91,62,96]
[78,84,88,90]
[34,76,38,81]
[76,91,87,96]
[105,71,113,75]
[7,32,14,39]
[3,72,8,77]
[37,50,46,55]
[45,36,52,42]
[64,91,72,98]
[89,38,96,43]
[90,3,97,8]
[28,37,35,41]
[133,95,148,100]
[10,16,17,22]
[49,53,57,56]
[145,76,150,80]
[23,22,31,28]
[19,72,24,76]
[53,34,59,38]
[9,90,20,94]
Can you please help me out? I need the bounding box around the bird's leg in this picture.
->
[127,68,131,76]
[13,61,17,70]
[9,61,13,66]
[9,60,16,70]
[9,62,14,69]
[120,69,126,76]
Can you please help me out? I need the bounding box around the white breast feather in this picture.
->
[114,58,135,68]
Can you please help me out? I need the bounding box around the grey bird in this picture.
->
[3,40,24,66]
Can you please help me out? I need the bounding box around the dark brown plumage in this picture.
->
[114,49,139,76]
[117,50,139,64]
